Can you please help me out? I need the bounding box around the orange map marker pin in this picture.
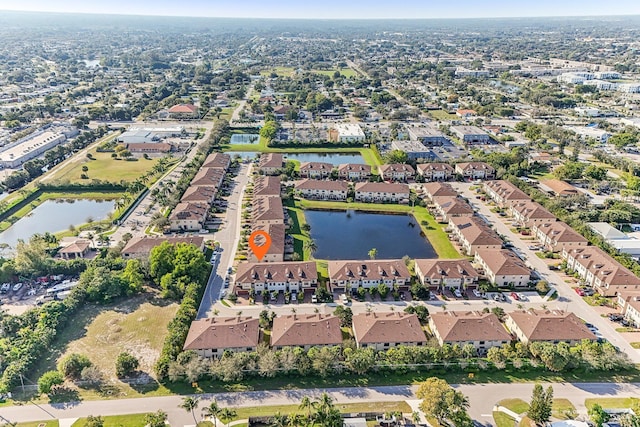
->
[249,230,271,261]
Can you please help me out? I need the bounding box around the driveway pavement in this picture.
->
[197,163,252,318]
[451,182,640,363]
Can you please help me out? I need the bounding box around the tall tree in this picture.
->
[528,384,554,425]
[179,396,200,424]
[202,400,222,426]
[417,377,472,426]
[589,404,611,427]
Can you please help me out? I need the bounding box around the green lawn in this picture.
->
[48,149,161,184]
[260,67,297,77]
[72,414,149,427]
[552,399,576,419]
[498,398,529,414]
[585,397,639,409]
[631,342,640,349]
[429,110,458,121]
[17,422,59,427]
[493,411,515,427]
[284,199,312,259]
[311,68,359,78]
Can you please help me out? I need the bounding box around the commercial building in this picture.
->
[407,126,449,146]
[451,126,491,144]
[0,130,68,168]
[334,124,365,143]
[389,140,434,160]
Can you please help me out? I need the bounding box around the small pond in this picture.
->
[229,134,260,145]
[305,209,436,260]
[0,199,115,248]
[284,152,364,166]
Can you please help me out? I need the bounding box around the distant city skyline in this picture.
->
[1,0,640,20]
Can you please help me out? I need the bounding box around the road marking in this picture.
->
[481,414,493,417]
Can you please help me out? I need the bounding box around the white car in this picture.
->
[517,293,527,301]
[311,294,318,303]
[12,283,23,292]
[454,289,462,298]
[472,289,482,298]
[0,283,10,292]
[341,294,350,305]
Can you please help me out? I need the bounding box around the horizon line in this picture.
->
[1,8,639,21]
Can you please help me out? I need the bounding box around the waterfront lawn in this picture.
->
[284,199,312,259]
[30,293,178,382]
[295,199,460,259]
[72,414,149,427]
[48,149,161,184]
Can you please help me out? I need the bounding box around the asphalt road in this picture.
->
[197,163,252,318]
[451,182,640,363]
[3,383,640,426]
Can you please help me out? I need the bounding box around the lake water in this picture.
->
[229,134,260,145]
[305,209,436,260]
[227,151,260,160]
[285,152,364,166]
[0,199,115,248]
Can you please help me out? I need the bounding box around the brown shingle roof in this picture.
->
[352,312,426,345]
[379,163,416,174]
[183,317,260,351]
[429,311,511,343]
[354,181,409,194]
[423,182,458,198]
[450,216,503,247]
[328,260,411,282]
[202,152,231,169]
[295,179,349,192]
[253,176,282,197]
[181,185,217,203]
[432,196,474,216]
[252,195,284,223]
[259,153,284,169]
[190,167,225,188]
[475,249,530,276]
[235,261,318,284]
[417,163,454,174]
[271,314,342,347]
[541,179,579,196]
[121,236,205,257]
[414,259,479,281]
[507,310,596,342]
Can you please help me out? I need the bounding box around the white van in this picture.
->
[35,295,55,305]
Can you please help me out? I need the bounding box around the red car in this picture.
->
[510,292,520,301]
[574,288,585,296]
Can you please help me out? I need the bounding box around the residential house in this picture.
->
[253,176,282,197]
[562,246,640,296]
[299,162,334,179]
[423,182,458,201]
[190,167,225,189]
[448,216,503,256]
[258,153,284,175]
[483,180,530,207]
[532,222,588,252]
[169,202,208,231]
[431,196,474,222]
[248,223,285,263]
[540,179,579,197]
[451,126,491,144]
[252,196,284,225]
[416,163,454,182]
[327,259,411,292]
[616,291,640,327]
[354,182,410,203]
[474,249,531,287]
[509,201,556,226]
[295,179,349,201]
[414,259,479,291]
[121,236,205,259]
[181,185,217,204]
[183,317,260,357]
[505,310,596,345]
[337,163,372,181]
[456,109,477,119]
[234,261,318,294]
[454,162,496,180]
[429,312,512,355]
[167,103,199,119]
[378,163,416,181]
[352,312,427,350]
[271,314,342,350]
[202,152,231,170]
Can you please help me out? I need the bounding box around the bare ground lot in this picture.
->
[31,292,178,381]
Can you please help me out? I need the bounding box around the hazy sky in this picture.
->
[0,0,639,19]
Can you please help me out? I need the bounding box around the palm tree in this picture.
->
[179,396,200,424]
[219,407,237,427]
[202,400,222,426]
[299,396,313,420]
[303,239,318,257]
[368,247,378,260]
[269,412,288,427]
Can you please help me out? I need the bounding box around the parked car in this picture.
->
[574,288,585,296]
[454,289,462,298]
[472,289,482,298]
[12,283,23,292]
[583,288,595,296]
[311,294,318,303]
[609,314,624,322]
[291,293,297,302]
[0,283,10,293]
[510,292,520,301]
[517,293,527,301]
[341,294,350,305]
